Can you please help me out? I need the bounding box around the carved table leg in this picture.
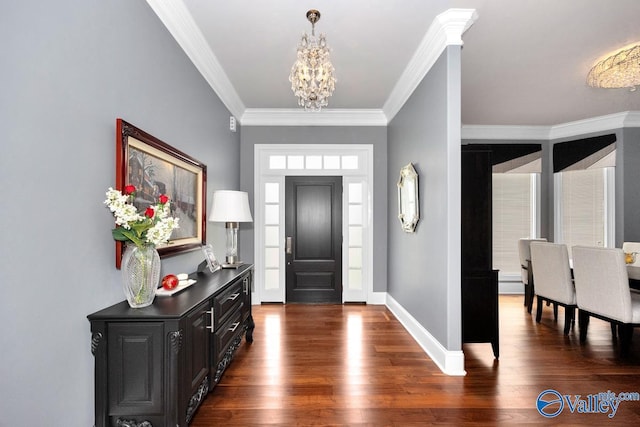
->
[245,315,255,343]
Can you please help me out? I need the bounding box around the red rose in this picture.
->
[158,194,169,204]
[123,185,136,195]
[145,207,155,218]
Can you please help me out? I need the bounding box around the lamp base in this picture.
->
[221,262,244,269]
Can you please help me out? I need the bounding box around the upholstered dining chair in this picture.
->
[518,238,547,313]
[530,242,576,334]
[572,246,640,355]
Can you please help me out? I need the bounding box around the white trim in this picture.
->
[148,3,477,128]
[499,280,525,295]
[242,109,387,127]
[532,173,541,237]
[145,0,244,119]
[461,125,550,140]
[550,111,640,140]
[368,291,387,305]
[499,273,525,283]
[554,172,563,244]
[148,3,639,133]
[386,294,466,376]
[623,111,640,127]
[605,167,616,248]
[383,9,478,122]
[254,144,375,304]
[462,111,640,141]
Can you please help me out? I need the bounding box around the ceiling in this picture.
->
[148,0,640,127]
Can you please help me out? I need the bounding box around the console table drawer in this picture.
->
[213,309,243,363]
[213,279,243,328]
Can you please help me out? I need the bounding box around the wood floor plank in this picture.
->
[190,296,640,426]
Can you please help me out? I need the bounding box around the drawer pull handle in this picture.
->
[226,293,240,302]
[206,309,214,333]
[228,322,240,333]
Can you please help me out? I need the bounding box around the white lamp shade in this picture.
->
[209,190,253,223]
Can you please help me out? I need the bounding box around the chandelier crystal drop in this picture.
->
[587,43,640,91]
[289,9,336,111]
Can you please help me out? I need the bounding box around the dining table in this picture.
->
[627,265,640,290]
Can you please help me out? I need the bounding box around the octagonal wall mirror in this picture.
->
[397,163,419,233]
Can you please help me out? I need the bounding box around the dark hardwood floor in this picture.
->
[191,295,640,426]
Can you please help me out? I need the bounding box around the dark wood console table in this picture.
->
[88,265,254,427]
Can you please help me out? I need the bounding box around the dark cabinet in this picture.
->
[461,270,499,356]
[88,265,254,427]
[461,148,499,358]
[185,300,212,422]
[106,322,166,419]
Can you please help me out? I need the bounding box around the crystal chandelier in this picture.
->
[289,9,336,111]
[587,43,640,91]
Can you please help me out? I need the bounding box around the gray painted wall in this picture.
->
[622,127,640,242]
[0,1,238,424]
[387,47,462,349]
[239,126,388,292]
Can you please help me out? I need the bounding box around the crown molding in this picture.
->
[241,109,387,127]
[548,111,640,140]
[148,4,479,127]
[145,0,245,119]
[461,125,550,140]
[383,8,478,122]
[462,111,640,141]
[147,3,639,134]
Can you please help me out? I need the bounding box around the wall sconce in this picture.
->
[208,190,253,268]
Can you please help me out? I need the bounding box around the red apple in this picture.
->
[162,274,179,290]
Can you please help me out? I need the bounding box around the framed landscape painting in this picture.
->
[115,119,207,268]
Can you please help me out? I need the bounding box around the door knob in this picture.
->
[286,236,292,254]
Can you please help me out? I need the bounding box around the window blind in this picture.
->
[468,143,542,277]
[553,135,615,257]
[560,169,606,257]
[493,173,534,275]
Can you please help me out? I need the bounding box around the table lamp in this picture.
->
[209,190,253,268]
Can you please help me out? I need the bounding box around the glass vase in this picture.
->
[121,244,160,308]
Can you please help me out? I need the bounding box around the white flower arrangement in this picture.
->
[104,185,179,247]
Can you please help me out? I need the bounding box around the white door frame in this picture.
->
[254,144,374,304]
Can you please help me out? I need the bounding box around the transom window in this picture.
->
[268,155,358,170]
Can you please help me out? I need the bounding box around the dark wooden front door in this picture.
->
[285,176,342,303]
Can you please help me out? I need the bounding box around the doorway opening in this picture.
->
[254,144,373,304]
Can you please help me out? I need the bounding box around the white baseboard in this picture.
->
[499,281,525,295]
[385,294,466,376]
[367,291,387,305]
